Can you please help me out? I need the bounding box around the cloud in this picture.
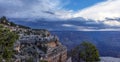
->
[73,0,120,21]
[0,0,67,19]
[0,0,74,20]
[103,20,120,26]
[1,0,120,31]
[61,24,100,31]
[1,0,119,21]
[63,0,120,27]
[61,24,120,31]
[62,24,74,27]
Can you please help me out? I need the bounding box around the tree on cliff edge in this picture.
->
[71,41,100,62]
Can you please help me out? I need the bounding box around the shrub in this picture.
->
[71,41,100,62]
[0,25,19,62]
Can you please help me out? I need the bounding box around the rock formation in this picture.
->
[14,30,67,62]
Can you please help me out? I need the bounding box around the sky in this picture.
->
[0,0,120,31]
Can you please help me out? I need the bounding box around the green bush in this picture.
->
[40,60,48,62]
[26,57,34,62]
[71,41,100,62]
[0,25,19,61]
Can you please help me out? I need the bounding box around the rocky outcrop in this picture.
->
[0,16,68,62]
[14,30,67,62]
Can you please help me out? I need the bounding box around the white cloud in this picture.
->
[72,0,120,21]
[0,0,66,19]
[62,24,99,31]
[61,24,120,31]
[62,24,74,27]
[103,20,120,26]
[0,0,73,20]
[55,10,74,19]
